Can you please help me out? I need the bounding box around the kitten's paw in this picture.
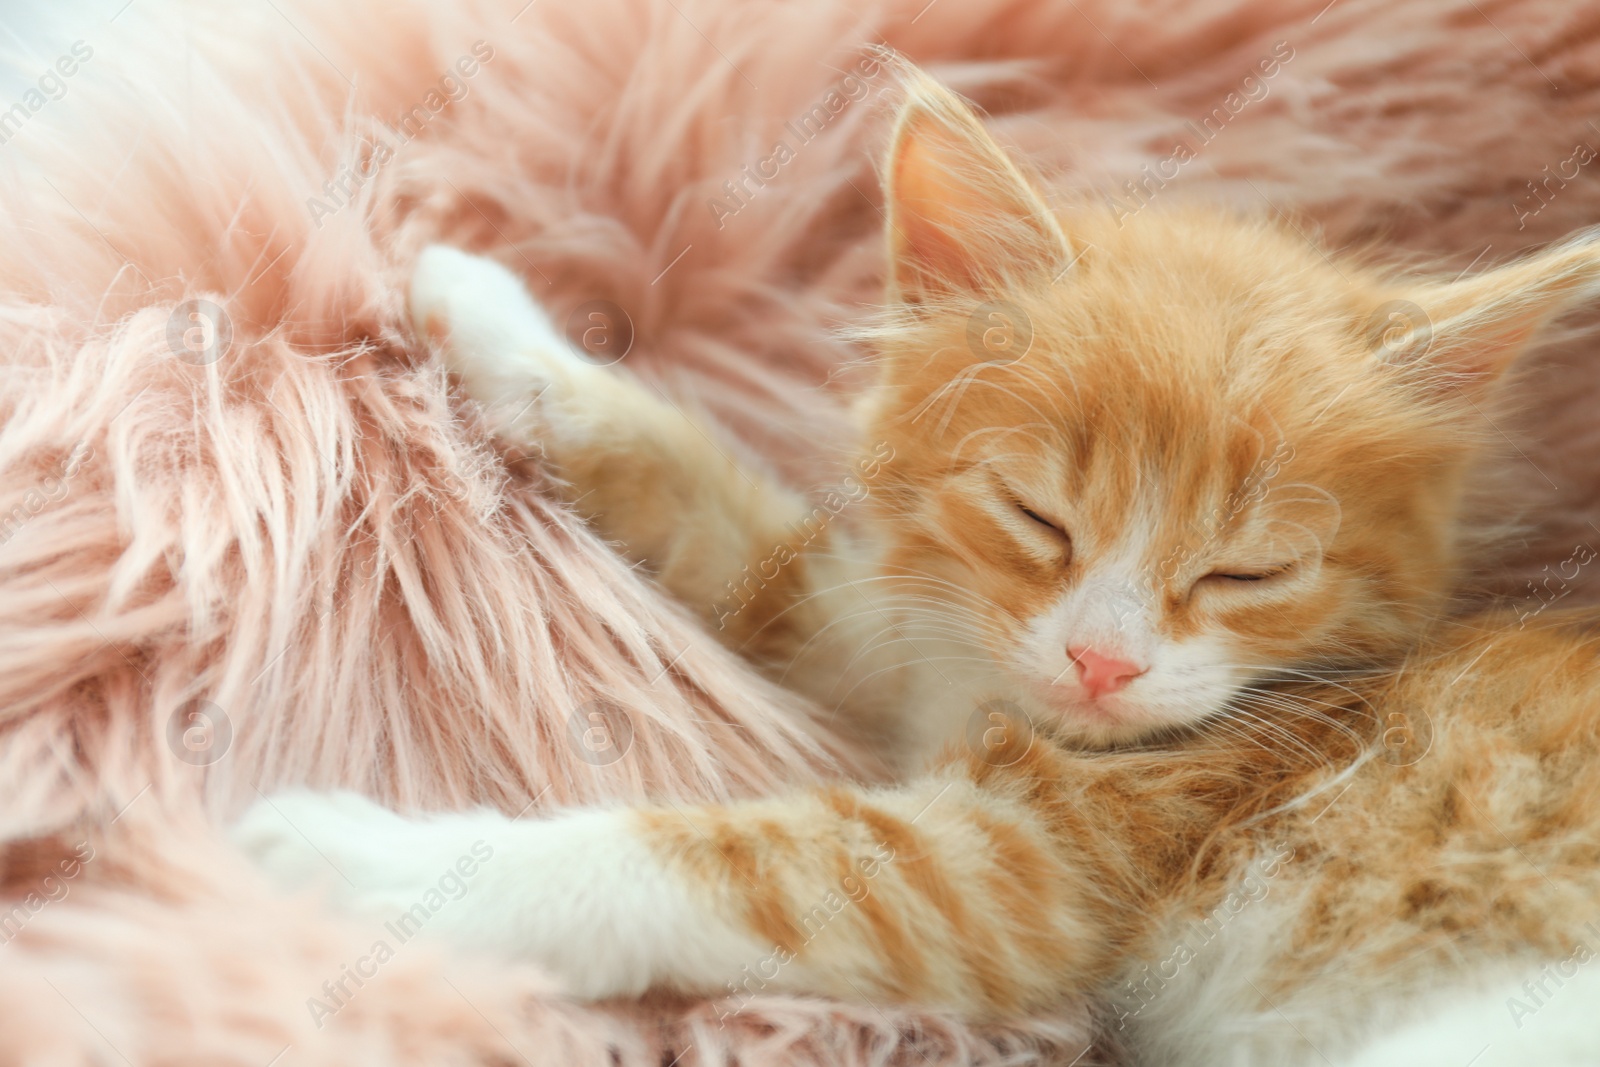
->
[232,790,478,916]
[409,245,596,425]
[235,795,761,999]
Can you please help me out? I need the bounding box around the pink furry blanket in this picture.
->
[3,0,1599,1062]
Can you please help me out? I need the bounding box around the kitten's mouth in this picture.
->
[1033,682,1133,727]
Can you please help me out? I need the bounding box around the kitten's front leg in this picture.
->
[409,247,831,661]
[235,767,1123,1017]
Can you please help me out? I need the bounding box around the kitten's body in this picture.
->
[244,613,1600,1066]
[238,70,1600,1064]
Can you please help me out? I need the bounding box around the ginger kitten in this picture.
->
[408,70,1585,769]
[239,68,1600,1066]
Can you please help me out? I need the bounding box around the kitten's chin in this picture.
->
[1017,681,1228,748]
[1023,684,1204,748]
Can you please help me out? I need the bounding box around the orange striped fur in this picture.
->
[624,610,1600,1042]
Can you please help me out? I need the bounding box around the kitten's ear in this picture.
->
[885,70,1072,305]
[1382,236,1600,390]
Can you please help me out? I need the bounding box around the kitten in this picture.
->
[238,68,1600,1066]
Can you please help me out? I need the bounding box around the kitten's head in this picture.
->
[860,71,1600,748]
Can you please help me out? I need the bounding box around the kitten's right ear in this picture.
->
[1381,234,1600,392]
[885,69,1072,306]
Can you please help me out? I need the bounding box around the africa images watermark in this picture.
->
[0,840,95,945]
[706,42,896,230]
[1108,40,1296,226]
[305,840,495,1028]
[1512,141,1597,231]
[0,40,94,147]
[1505,920,1600,1029]
[0,442,94,550]
[306,41,496,228]
[712,440,895,630]
[1517,541,1595,627]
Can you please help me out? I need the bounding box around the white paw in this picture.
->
[409,245,594,421]
[234,793,766,1000]
[232,790,495,921]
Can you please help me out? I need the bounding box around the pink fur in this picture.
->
[2,0,1599,1061]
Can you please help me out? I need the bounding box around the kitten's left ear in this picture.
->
[1383,235,1600,390]
[885,68,1073,305]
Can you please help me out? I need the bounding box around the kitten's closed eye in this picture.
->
[1011,498,1073,561]
[1201,564,1295,584]
[1018,504,1059,533]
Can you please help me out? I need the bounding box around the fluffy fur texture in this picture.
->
[6,0,1600,1063]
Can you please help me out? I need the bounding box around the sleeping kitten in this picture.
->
[237,69,1600,1065]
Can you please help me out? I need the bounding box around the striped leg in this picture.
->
[234,751,1120,1018]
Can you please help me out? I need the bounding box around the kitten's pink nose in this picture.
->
[1069,646,1146,699]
